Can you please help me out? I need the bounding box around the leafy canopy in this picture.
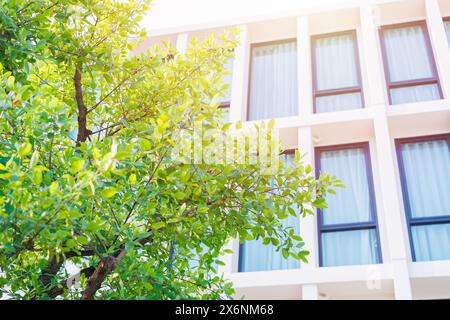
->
[0,0,341,299]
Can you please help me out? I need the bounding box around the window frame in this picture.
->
[218,102,230,118]
[395,134,450,262]
[379,20,443,105]
[246,38,298,121]
[238,148,298,272]
[315,142,383,267]
[311,30,365,113]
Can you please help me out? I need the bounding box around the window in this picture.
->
[218,57,234,121]
[239,151,300,272]
[445,18,450,47]
[379,21,442,105]
[312,31,364,113]
[247,39,298,121]
[395,135,450,262]
[315,143,382,267]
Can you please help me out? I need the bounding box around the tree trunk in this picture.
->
[74,67,89,146]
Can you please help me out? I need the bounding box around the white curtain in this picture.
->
[240,154,301,272]
[390,84,440,105]
[320,148,372,225]
[315,34,358,90]
[314,34,362,113]
[322,229,379,266]
[383,26,440,104]
[316,92,362,113]
[383,26,433,82]
[445,21,450,47]
[401,139,450,218]
[412,224,450,261]
[248,41,298,120]
[240,213,300,272]
[221,58,234,103]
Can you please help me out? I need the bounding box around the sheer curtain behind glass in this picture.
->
[383,26,440,104]
[240,154,300,272]
[321,149,371,225]
[401,139,450,261]
[322,229,378,266]
[320,148,379,267]
[314,34,362,113]
[445,21,450,47]
[248,41,298,121]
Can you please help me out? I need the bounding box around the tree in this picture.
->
[0,0,341,300]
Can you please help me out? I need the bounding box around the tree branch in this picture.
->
[87,65,147,114]
[74,66,89,146]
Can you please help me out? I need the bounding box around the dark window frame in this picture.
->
[379,20,443,105]
[218,102,230,112]
[246,38,298,121]
[311,30,365,113]
[315,142,383,267]
[395,133,450,262]
[238,148,298,272]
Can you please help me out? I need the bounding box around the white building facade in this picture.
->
[142,0,450,300]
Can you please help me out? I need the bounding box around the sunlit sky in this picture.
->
[143,0,331,33]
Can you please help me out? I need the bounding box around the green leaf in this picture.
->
[136,232,151,239]
[101,187,117,198]
[312,197,327,209]
[49,181,59,195]
[174,191,184,200]
[152,221,165,230]
[128,173,137,185]
[197,206,208,213]
[7,75,15,88]
[70,158,85,174]
[18,143,32,157]
[282,248,289,259]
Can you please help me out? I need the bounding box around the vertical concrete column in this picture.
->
[302,284,319,300]
[296,16,313,118]
[425,0,450,99]
[298,127,318,269]
[230,25,250,122]
[359,5,386,107]
[176,33,189,55]
[373,108,412,300]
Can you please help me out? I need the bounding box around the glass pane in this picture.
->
[445,21,450,47]
[322,229,380,266]
[218,107,230,122]
[390,84,440,105]
[240,153,300,272]
[315,34,359,90]
[315,92,362,113]
[400,139,450,218]
[248,41,298,121]
[240,213,300,272]
[383,26,434,82]
[411,224,450,261]
[320,148,373,225]
[221,58,233,103]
